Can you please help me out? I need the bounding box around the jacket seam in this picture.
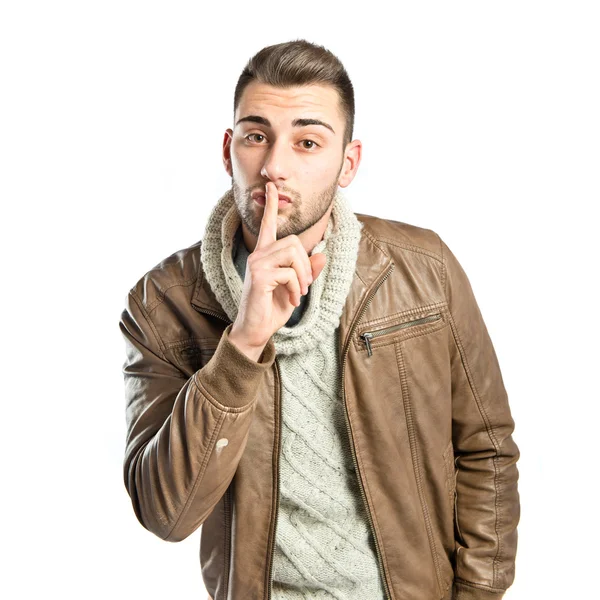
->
[129,289,169,359]
[437,234,447,295]
[454,577,506,594]
[361,228,391,258]
[448,311,503,584]
[164,409,227,541]
[165,336,221,350]
[374,236,444,264]
[354,268,367,287]
[132,243,200,315]
[145,277,198,316]
[438,234,503,586]
[395,341,445,594]
[344,401,395,597]
[223,485,231,600]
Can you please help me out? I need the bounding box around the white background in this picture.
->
[1,1,598,598]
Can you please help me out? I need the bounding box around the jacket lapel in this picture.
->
[338,215,394,352]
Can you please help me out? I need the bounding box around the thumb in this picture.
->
[309,252,327,281]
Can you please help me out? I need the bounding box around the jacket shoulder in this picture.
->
[126,239,202,314]
[355,212,443,260]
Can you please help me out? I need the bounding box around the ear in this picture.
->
[222,129,234,177]
[337,139,362,188]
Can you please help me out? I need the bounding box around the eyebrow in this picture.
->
[235,115,335,135]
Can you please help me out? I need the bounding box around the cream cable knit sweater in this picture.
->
[200,187,386,599]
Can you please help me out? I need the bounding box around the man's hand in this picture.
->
[229,181,327,359]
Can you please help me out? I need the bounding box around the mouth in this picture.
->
[252,191,292,207]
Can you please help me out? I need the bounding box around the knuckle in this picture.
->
[288,234,301,249]
[248,250,262,264]
[247,262,262,282]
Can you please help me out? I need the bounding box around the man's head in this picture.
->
[222,39,361,248]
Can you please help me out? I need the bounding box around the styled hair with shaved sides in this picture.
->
[233,39,355,150]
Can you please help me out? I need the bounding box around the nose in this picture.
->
[260,137,290,183]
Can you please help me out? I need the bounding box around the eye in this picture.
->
[245,133,266,143]
[300,139,320,150]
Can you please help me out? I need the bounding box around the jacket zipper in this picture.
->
[360,313,442,357]
[222,485,232,600]
[194,307,231,324]
[340,261,395,600]
[266,358,282,600]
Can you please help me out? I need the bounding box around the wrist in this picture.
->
[228,325,268,362]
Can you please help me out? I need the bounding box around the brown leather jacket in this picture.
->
[119,213,520,600]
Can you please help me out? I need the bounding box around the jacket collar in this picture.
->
[191,215,393,345]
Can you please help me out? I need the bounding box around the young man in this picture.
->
[119,39,520,600]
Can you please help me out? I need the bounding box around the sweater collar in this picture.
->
[198,187,362,355]
[191,191,394,356]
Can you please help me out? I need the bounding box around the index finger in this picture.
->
[255,181,279,250]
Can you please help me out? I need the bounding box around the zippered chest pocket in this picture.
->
[358,311,446,357]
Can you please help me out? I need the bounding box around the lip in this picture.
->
[251,190,292,203]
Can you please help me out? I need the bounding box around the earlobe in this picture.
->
[337,148,361,188]
[223,157,232,177]
[222,148,232,177]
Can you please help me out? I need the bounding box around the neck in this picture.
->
[242,202,335,254]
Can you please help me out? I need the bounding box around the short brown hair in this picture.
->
[233,39,355,150]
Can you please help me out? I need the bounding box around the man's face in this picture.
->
[224,81,349,239]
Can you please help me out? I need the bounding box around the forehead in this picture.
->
[236,81,342,125]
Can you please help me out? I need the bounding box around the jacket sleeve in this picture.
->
[119,289,276,542]
[438,237,521,600]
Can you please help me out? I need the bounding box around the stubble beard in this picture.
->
[231,164,343,239]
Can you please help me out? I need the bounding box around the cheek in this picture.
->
[303,161,337,183]
[234,146,264,172]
